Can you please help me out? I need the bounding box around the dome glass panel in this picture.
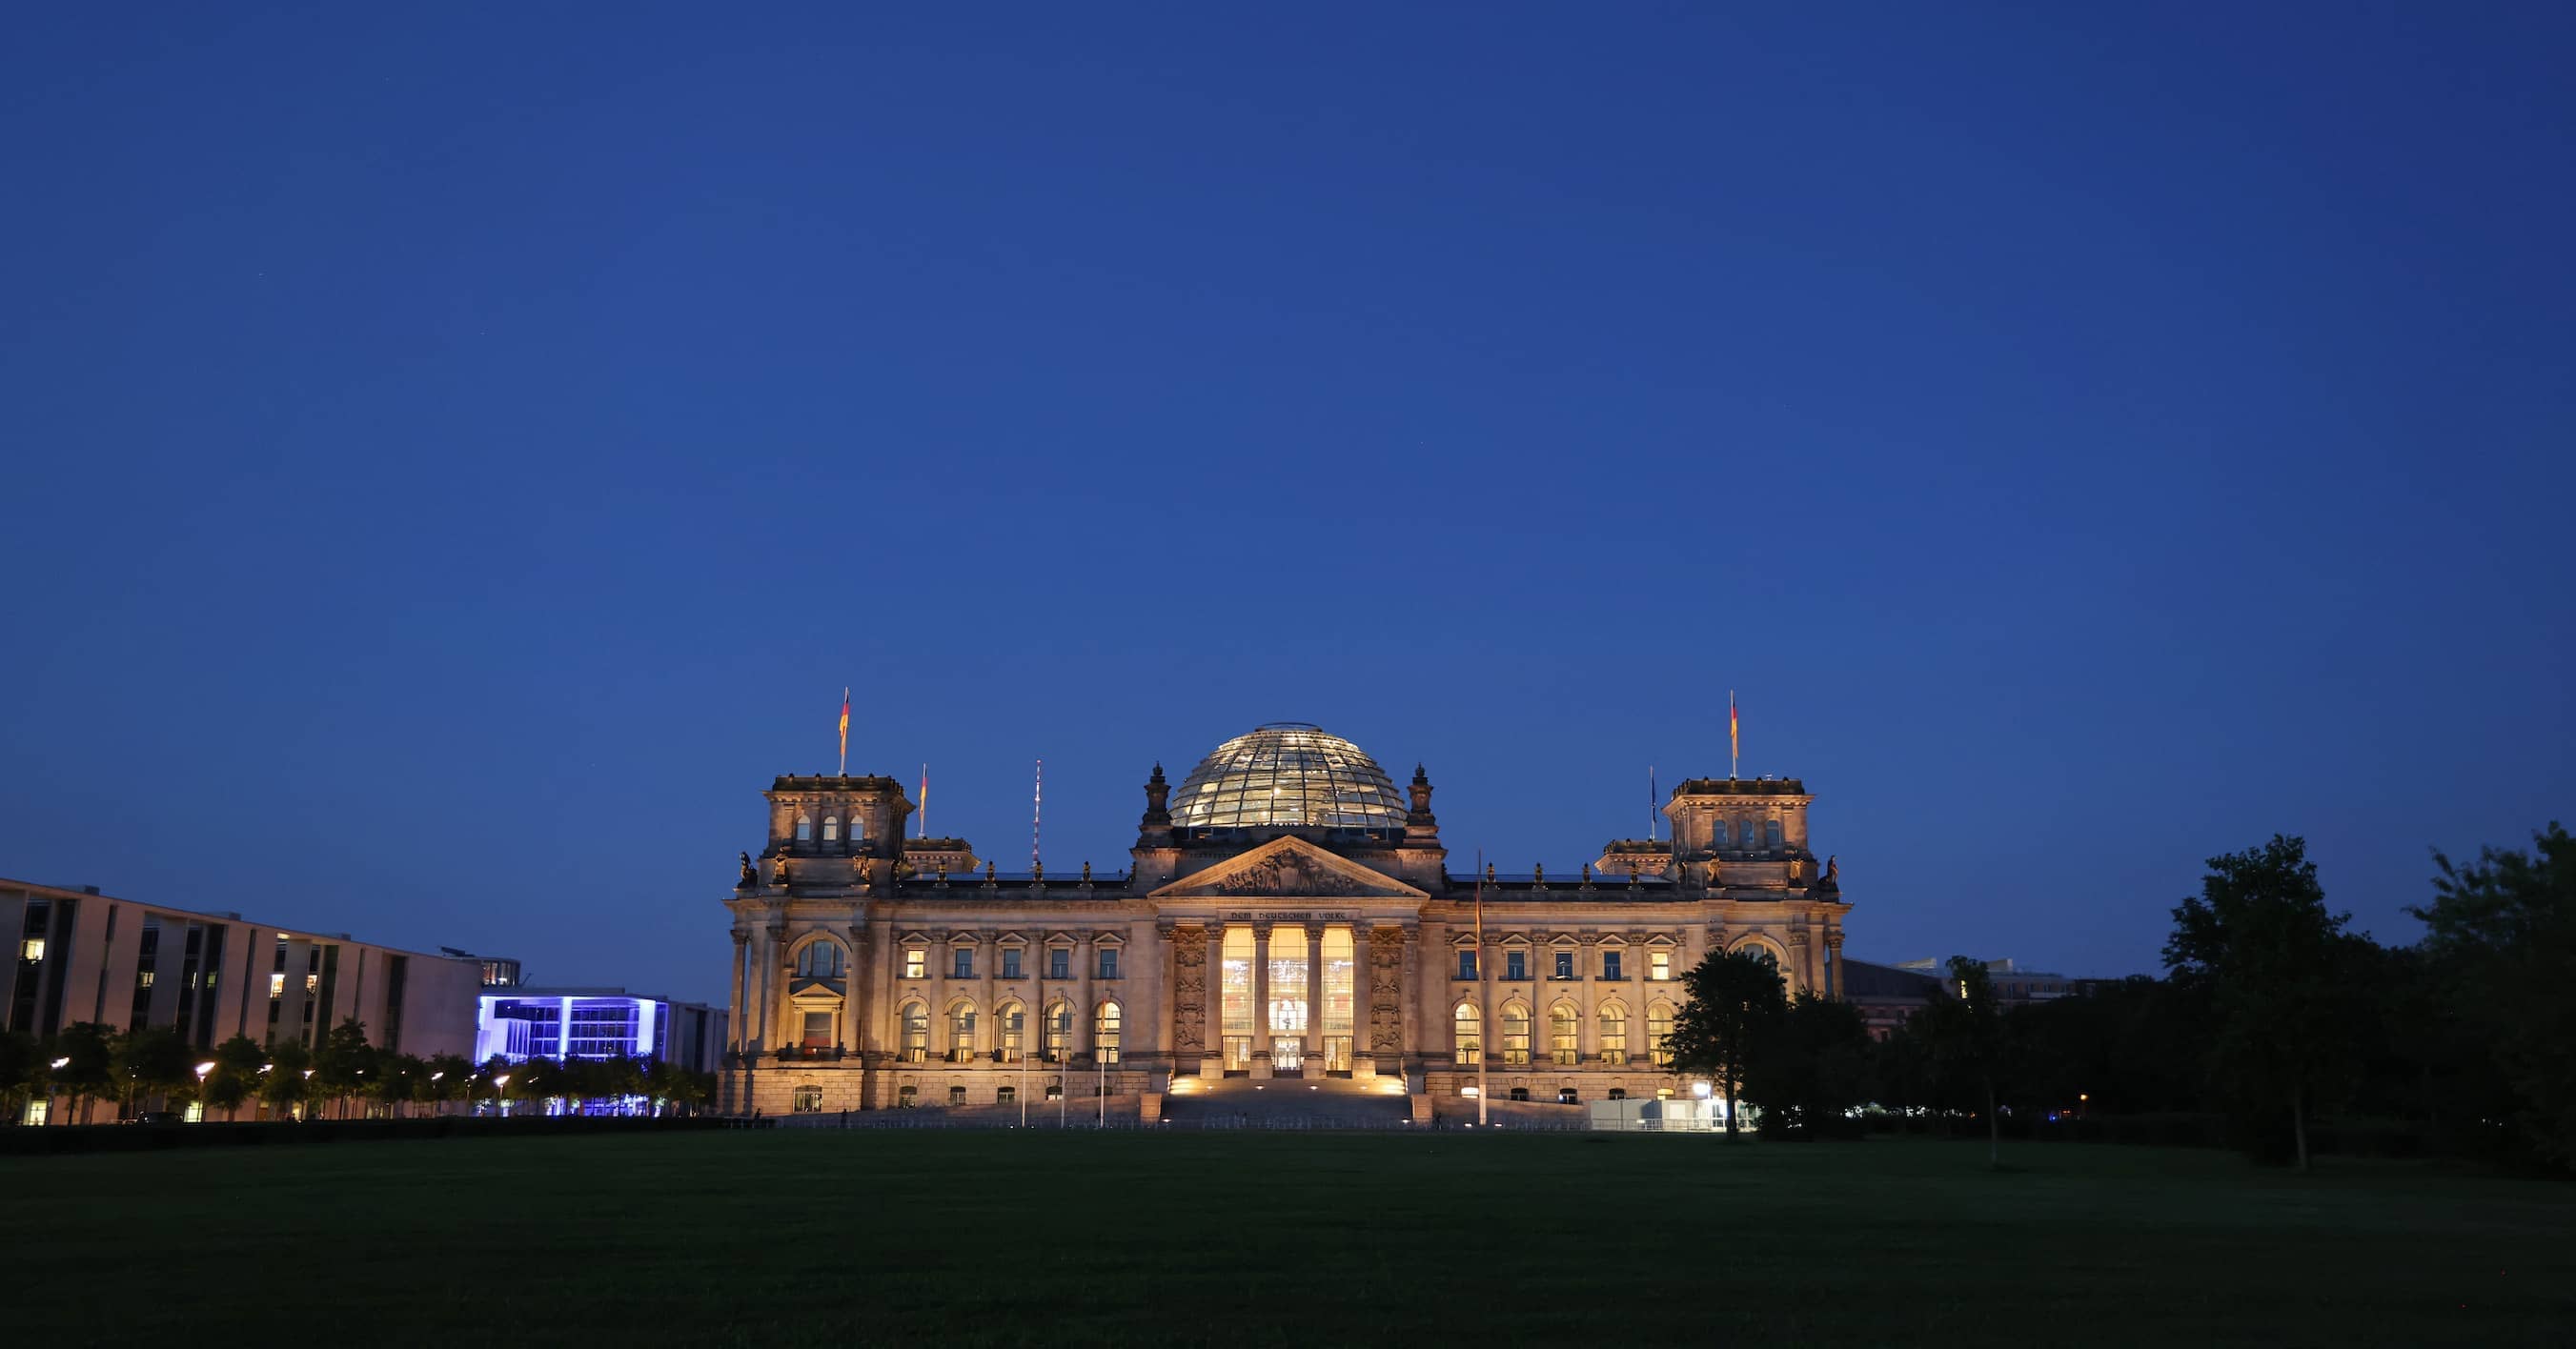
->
[1168,723,1409,830]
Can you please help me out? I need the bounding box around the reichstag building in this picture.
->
[720,723,1852,1121]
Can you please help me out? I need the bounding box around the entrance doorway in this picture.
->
[1224,1036,1254,1075]
[1271,1037,1304,1075]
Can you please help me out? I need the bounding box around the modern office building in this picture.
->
[2,876,482,1058]
[475,987,728,1075]
[720,721,1856,1121]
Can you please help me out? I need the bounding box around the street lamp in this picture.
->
[45,1057,70,1127]
[495,1074,511,1118]
[193,1061,214,1122]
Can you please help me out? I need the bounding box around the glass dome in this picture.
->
[1169,723,1410,831]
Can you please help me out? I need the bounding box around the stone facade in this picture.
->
[720,725,1853,1118]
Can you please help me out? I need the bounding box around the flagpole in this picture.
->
[837,687,850,776]
[919,764,928,839]
[1729,690,1738,781]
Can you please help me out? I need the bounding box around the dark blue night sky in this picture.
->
[4,5,2569,1001]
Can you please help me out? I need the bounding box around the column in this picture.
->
[1824,932,1843,1000]
[1304,923,1324,1064]
[727,933,748,1052]
[1076,928,1094,1064]
[1250,924,1271,1073]
[844,922,868,1056]
[1397,923,1420,1076]
[753,924,779,1055]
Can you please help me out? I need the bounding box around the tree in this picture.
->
[2166,836,2363,1171]
[47,1023,116,1124]
[312,1018,377,1119]
[1743,993,1874,1138]
[1665,949,1788,1138]
[1918,957,2007,1167]
[261,1040,317,1119]
[110,1024,194,1119]
[372,1054,425,1118]
[0,1027,38,1125]
[206,1034,266,1122]
[2408,822,2576,1168]
[422,1053,474,1116]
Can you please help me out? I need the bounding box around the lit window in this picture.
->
[997,1003,1024,1062]
[1599,1004,1628,1061]
[1457,950,1477,979]
[1505,950,1527,980]
[795,815,812,842]
[1002,949,1023,979]
[1649,1003,1675,1067]
[1550,1004,1579,1065]
[1044,1001,1071,1062]
[1095,1001,1123,1063]
[137,971,154,989]
[305,973,318,993]
[1453,1003,1482,1065]
[1501,1005,1531,1065]
[903,948,925,980]
[269,973,285,998]
[953,949,973,979]
[791,1085,822,1113]
[1097,949,1119,979]
[17,938,42,962]
[1047,948,1069,979]
[1553,950,1573,979]
[900,1002,929,1062]
[1602,951,1623,980]
[948,1004,977,1061]
[821,815,840,842]
[1650,951,1671,981]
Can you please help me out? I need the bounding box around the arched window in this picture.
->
[1648,1001,1676,1068]
[796,942,844,979]
[794,814,812,842]
[1550,1003,1579,1065]
[1764,818,1783,849]
[1453,1003,1481,1065]
[1500,1004,1531,1066]
[821,815,840,842]
[1736,942,1781,974]
[1713,817,1732,848]
[1599,1003,1629,1062]
[1095,1001,1122,1064]
[947,1002,977,1062]
[1044,1000,1072,1063]
[996,1001,1024,1063]
[899,1001,929,1063]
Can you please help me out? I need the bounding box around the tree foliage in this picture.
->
[1665,949,1787,1138]
[2408,822,2576,1168]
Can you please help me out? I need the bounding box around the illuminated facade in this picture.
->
[720,723,1853,1120]
[476,988,728,1074]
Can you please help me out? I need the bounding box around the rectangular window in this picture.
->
[903,949,925,980]
[1765,818,1783,849]
[801,1011,832,1047]
[1048,948,1069,979]
[1554,951,1573,979]
[952,949,973,979]
[1651,951,1671,981]
[21,937,44,962]
[1603,951,1623,980]
[1457,950,1477,979]
[1713,817,1731,848]
[1096,949,1119,979]
[1505,950,1527,980]
[1002,949,1023,979]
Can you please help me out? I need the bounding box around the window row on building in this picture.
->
[1451,999,1678,1069]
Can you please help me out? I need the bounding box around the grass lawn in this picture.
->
[4,1131,2569,1346]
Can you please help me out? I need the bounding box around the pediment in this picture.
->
[1150,836,1428,901]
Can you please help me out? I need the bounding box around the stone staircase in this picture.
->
[1157,1076,1419,1130]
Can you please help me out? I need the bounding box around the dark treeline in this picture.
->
[1670,823,2573,1173]
[1,1015,715,1124]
